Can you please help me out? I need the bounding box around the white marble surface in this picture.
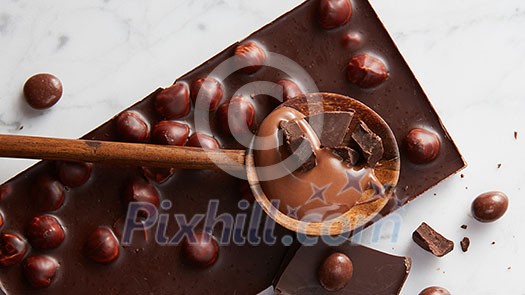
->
[0,0,524,294]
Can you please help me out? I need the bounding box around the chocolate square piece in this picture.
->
[350,121,384,167]
[274,242,411,294]
[307,111,354,147]
[413,222,454,257]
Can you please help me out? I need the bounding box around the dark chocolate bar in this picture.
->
[274,241,411,294]
[0,0,464,293]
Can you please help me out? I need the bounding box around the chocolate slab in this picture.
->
[274,241,411,294]
[0,0,464,293]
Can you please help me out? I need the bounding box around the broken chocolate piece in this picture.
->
[280,120,316,172]
[412,222,454,257]
[460,237,470,252]
[350,121,384,167]
[327,146,360,166]
[274,241,411,294]
[307,111,354,147]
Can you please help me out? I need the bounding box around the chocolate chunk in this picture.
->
[281,120,316,172]
[412,222,454,257]
[460,224,467,229]
[350,121,384,167]
[307,111,354,147]
[327,146,360,166]
[274,241,411,294]
[460,237,470,252]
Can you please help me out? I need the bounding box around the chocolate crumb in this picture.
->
[460,174,464,178]
[508,266,512,270]
[460,224,467,230]
[497,163,502,169]
[460,237,470,252]
[514,131,518,140]
[491,241,496,245]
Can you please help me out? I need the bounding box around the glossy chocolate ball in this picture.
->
[318,0,352,29]
[23,73,63,109]
[116,111,150,142]
[235,42,267,74]
[318,252,353,292]
[84,227,119,264]
[27,215,65,250]
[57,161,93,187]
[23,255,59,288]
[404,128,441,164]
[0,233,28,266]
[155,82,191,119]
[419,286,451,295]
[152,121,190,146]
[124,177,160,211]
[472,191,509,222]
[34,176,66,212]
[341,32,362,48]
[191,77,223,112]
[217,96,255,137]
[186,133,220,149]
[347,54,388,88]
[140,167,175,184]
[181,231,219,268]
[277,79,303,102]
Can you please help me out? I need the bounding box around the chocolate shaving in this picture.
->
[280,120,316,172]
[350,121,384,167]
[412,222,454,257]
[307,111,354,147]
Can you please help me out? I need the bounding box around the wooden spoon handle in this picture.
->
[0,134,246,171]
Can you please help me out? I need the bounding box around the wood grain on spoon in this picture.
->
[0,134,246,171]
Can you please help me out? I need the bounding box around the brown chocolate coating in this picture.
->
[26,215,65,250]
[115,111,151,142]
[57,161,92,187]
[154,82,191,119]
[23,255,59,288]
[472,191,508,222]
[318,252,353,291]
[234,42,267,74]
[419,286,451,295]
[412,222,454,257]
[152,120,190,146]
[318,0,352,29]
[404,128,440,164]
[186,133,220,149]
[217,95,255,137]
[347,54,389,88]
[84,227,119,264]
[190,77,223,112]
[0,233,28,267]
[181,231,219,268]
[277,79,303,102]
[33,176,65,212]
[23,73,63,109]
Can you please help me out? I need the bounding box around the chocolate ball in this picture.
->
[155,82,191,119]
[472,191,509,222]
[84,227,119,264]
[277,79,303,102]
[23,255,59,288]
[341,32,362,48]
[34,176,66,212]
[181,231,219,268]
[116,111,151,142]
[27,215,65,250]
[235,42,267,74]
[186,133,220,149]
[318,252,353,292]
[124,177,160,213]
[347,54,388,88]
[404,128,440,164]
[23,73,63,109]
[140,167,175,184]
[57,161,93,187]
[152,121,190,146]
[318,0,352,29]
[419,286,451,295]
[0,233,28,266]
[217,96,255,137]
[191,77,223,112]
